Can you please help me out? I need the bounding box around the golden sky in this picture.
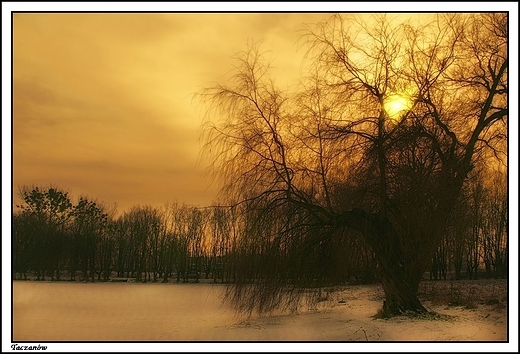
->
[8,4,517,215]
[12,12,330,212]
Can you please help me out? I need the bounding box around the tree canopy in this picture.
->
[199,13,507,316]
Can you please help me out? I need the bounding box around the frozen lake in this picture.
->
[12,280,508,345]
[13,282,237,341]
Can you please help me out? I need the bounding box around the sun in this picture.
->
[384,94,412,120]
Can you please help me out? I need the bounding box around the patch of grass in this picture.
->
[493,302,507,311]
[419,279,507,309]
[447,300,462,307]
[485,298,500,305]
[373,308,455,321]
[464,302,478,310]
[407,311,455,322]
[447,298,477,309]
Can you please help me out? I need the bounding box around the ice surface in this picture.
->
[12,281,508,342]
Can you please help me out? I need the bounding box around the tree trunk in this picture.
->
[379,265,426,317]
[361,215,429,317]
[340,208,450,317]
[162,271,169,283]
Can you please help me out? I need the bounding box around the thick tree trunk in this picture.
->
[355,213,429,317]
[379,265,426,317]
[339,208,451,317]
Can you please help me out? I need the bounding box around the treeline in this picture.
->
[12,170,507,283]
[430,170,508,280]
[12,186,235,283]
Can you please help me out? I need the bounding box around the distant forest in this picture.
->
[13,171,507,283]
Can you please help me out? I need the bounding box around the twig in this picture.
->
[362,328,368,341]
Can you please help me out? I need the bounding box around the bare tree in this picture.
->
[122,206,166,282]
[12,211,38,280]
[466,174,486,279]
[206,203,242,283]
[70,197,109,281]
[99,220,116,281]
[475,168,507,278]
[199,13,507,316]
[144,206,168,282]
[167,203,205,283]
[113,217,132,277]
[485,170,508,278]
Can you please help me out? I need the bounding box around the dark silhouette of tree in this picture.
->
[199,14,507,316]
[207,206,232,282]
[16,186,73,281]
[437,166,507,281]
[145,207,167,282]
[69,197,109,281]
[458,167,508,280]
[113,216,132,277]
[119,206,164,282]
[466,175,486,279]
[163,203,207,283]
[473,168,507,278]
[169,203,191,283]
[99,219,116,281]
[12,212,38,280]
[484,170,508,278]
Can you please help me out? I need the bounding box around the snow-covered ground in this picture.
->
[11,280,510,351]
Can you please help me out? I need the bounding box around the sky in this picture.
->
[11,11,331,213]
[5,2,518,217]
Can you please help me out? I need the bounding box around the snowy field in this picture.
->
[12,280,509,350]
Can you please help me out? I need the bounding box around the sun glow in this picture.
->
[384,94,413,120]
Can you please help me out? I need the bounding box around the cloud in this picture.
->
[12,13,333,213]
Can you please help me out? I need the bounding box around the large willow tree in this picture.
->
[199,14,507,316]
